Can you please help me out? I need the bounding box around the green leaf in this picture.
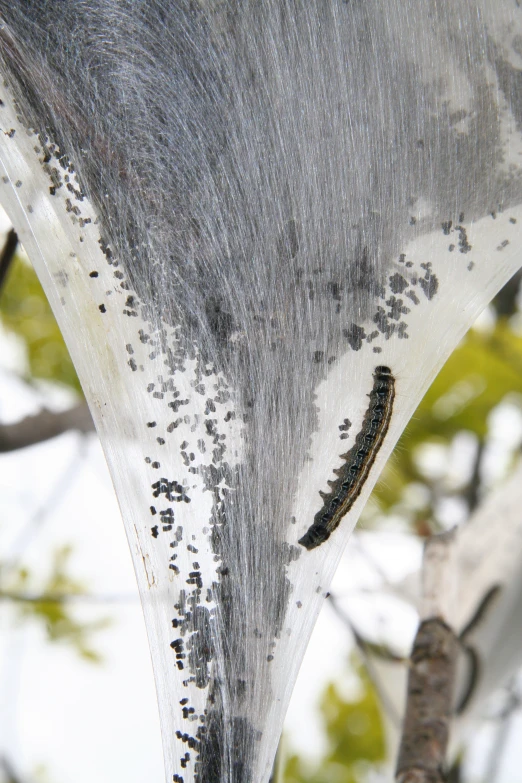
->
[284,657,385,783]
[0,253,81,393]
[6,546,110,662]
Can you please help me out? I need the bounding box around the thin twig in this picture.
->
[492,268,522,317]
[0,590,138,604]
[5,436,88,562]
[328,592,404,728]
[0,228,18,294]
[464,440,484,515]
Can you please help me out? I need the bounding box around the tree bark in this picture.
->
[396,531,459,783]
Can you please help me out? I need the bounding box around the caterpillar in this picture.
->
[299,365,395,550]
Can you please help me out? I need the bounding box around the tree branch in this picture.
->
[396,530,459,783]
[0,590,137,603]
[0,402,94,452]
[492,268,522,318]
[463,439,484,515]
[0,228,18,293]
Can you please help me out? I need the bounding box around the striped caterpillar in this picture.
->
[299,365,395,550]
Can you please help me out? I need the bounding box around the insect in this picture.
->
[299,365,395,550]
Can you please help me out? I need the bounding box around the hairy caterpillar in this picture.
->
[299,365,395,550]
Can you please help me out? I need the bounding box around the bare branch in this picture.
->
[0,228,18,293]
[492,268,522,318]
[0,590,137,604]
[396,531,459,783]
[328,591,404,728]
[463,439,485,515]
[0,402,94,452]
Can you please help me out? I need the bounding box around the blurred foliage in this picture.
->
[31,764,55,783]
[0,248,103,665]
[371,317,522,527]
[0,252,82,393]
[4,546,110,662]
[284,659,385,783]
[0,245,103,783]
[0,248,103,663]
